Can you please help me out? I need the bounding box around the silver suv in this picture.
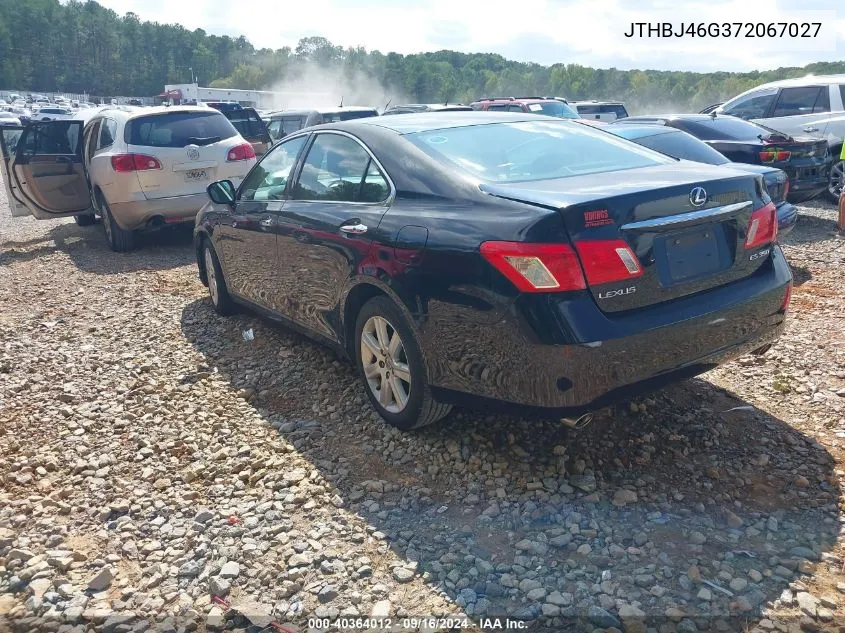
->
[0,106,257,251]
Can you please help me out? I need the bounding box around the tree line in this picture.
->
[1,0,844,112]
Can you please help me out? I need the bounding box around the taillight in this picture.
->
[744,202,778,249]
[111,154,161,172]
[780,281,792,313]
[573,239,643,286]
[759,149,791,163]
[227,143,256,162]
[479,242,586,293]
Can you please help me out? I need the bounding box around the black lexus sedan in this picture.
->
[194,112,792,430]
[614,113,831,203]
[607,124,798,236]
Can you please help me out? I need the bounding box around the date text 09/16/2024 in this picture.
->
[623,22,822,38]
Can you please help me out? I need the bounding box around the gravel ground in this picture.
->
[1,177,844,633]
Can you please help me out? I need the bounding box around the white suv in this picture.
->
[715,75,845,201]
[0,106,257,251]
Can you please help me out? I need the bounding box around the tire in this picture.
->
[202,240,236,316]
[74,213,97,226]
[99,194,134,252]
[825,158,844,204]
[354,296,451,430]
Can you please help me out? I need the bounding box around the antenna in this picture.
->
[339,96,344,108]
[383,97,392,113]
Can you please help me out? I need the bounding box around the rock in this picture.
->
[729,578,748,592]
[87,566,114,591]
[748,569,763,583]
[195,509,215,523]
[519,578,542,592]
[576,543,592,555]
[697,588,712,601]
[794,475,810,487]
[209,577,230,598]
[371,600,391,618]
[613,488,638,505]
[6,549,35,564]
[689,531,707,545]
[796,592,818,616]
[790,546,820,561]
[178,560,204,577]
[152,478,172,491]
[526,588,546,601]
[392,567,414,583]
[546,591,573,606]
[587,605,621,629]
[725,510,743,528]
[318,585,339,603]
[28,578,52,599]
[219,561,240,578]
[569,474,597,493]
[687,565,701,584]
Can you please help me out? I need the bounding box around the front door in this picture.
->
[0,120,90,219]
[758,86,831,140]
[278,131,393,340]
[213,133,309,309]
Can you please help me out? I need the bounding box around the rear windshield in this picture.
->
[527,101,580,119]
[627,130,730,166]
[406,120,672,183]
[321,110,378,123]
[125,111,237,147]
[224,110,270,141]
[678,117,779,142]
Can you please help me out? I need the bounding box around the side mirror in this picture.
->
[207,179,236,206]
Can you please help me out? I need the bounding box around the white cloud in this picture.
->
[96,0,844,71]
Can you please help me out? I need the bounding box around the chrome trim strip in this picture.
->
[620,201,752,231]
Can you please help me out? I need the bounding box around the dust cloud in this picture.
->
[263,63,411,112]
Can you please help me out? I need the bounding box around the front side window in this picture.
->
[406,120,672,183]
[22,121,79,155]
[293,133,389,203]
[239,135,308,202]
[772,86,828,117]
[721,88,778,120]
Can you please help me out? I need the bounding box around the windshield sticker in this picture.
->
[528,104,543,111]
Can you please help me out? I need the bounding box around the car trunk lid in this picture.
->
[480,162,774,313]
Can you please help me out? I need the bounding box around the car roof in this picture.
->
[571,100,625,105]
[471,97,558,105]
[750,74,845,89]
[93,105,225,121]
[337,110,561,134]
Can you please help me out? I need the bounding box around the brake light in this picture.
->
[759,149,791,163]
[480,242,586,293]
[780,281,792,313]
[573,239,643,286]
[227,143,256,162]
[111,154,161,172]
[744,202,778,249]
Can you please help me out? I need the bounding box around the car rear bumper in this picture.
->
[108,193,208,230]
[776,201,798,237]
[784,163,830,203]
[425,247,791,413]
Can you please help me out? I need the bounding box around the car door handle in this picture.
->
[340,222,367,235]
[803,126,819,133]
[259,216,274,227]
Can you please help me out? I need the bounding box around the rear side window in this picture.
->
[772,86,829,117]
[721,88,777,120]
[125,111,237,147]
[97,118,117,150]
[338,109,378,121]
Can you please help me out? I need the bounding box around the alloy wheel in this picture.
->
[204,248,219,306]
[360,315,411,413]
[829,160,844,200]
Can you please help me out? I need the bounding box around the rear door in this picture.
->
[0,120,91,219]
[124,110,241,199]
[223,107,272,157]
[761,86,831,140]
[276,131,393,339]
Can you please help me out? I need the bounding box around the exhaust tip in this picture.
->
[561,412,594,430]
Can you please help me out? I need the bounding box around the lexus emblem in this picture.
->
[689,187,707,207]
[186,146,200,161]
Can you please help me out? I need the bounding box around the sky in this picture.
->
[95,0,845,73]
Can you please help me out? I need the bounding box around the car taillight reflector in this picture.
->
[111,154,162,172]
[781,281,792,313]
[573,239,643,286]
[759,149,791,163]
[744,202,778,249]
[479,242,586,293]
[227,143,256,161]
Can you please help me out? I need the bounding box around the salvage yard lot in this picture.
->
[1,174,845,632]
